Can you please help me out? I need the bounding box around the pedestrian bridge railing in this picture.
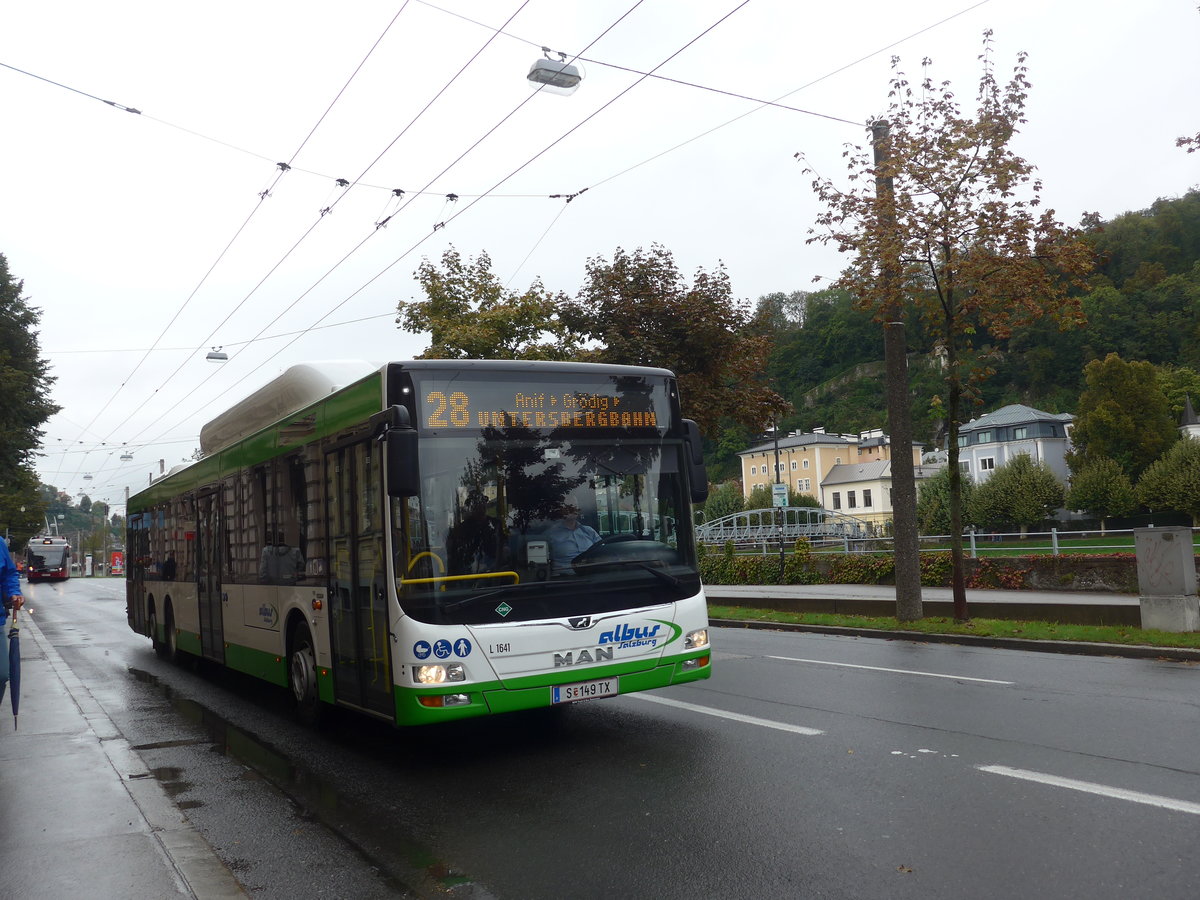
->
[696,506,874,549]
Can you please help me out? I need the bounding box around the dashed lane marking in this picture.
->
[630,693,824,735]
[767,656,1014,684]
[978,765,1200,816]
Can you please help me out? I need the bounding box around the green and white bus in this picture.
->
[126,360,712,725]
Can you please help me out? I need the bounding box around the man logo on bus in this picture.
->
[568,616,592,629]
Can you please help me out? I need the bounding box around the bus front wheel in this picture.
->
[289,623,323,727]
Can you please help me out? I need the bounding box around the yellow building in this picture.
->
[737,428,930,533]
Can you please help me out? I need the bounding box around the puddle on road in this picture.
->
[127,667,479,896]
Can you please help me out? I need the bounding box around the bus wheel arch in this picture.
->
[287,616,323,727]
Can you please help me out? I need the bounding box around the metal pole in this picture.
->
[773,417,785,581]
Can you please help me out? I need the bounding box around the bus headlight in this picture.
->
[414,663,465,684]
[684,629,709,650]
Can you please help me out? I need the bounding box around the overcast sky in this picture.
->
[3,0,1197,515]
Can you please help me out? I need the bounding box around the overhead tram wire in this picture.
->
[419,0,989,286]
[111,0,542,456]
[183,0,756,410]
[92,0,960,459]
[72,3,416,464]
[132,0,651,451]
[586,0,994,193]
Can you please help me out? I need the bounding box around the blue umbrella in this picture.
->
[0,609,18,729]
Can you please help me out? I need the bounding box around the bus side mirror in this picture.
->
[386,428,419,497]
[683,419,709,504]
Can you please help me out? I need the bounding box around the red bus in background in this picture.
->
[26,536,71,582]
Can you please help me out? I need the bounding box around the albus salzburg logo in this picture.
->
[553,620,678,668]
[598,622,661,649]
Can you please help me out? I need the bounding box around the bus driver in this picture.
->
[547,502,601,575]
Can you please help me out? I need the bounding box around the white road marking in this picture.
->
[767,656,1014,684]
[631,694,824,735]
[978,766,1200,816]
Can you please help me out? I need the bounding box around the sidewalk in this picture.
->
[0,612,245,900]
[705,582,1142,625]
[705,583,1200,662]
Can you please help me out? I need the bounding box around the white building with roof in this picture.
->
[1182,396,1200,440]
[956,404,1074,485]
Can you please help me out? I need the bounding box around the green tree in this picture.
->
[916,466,976,535]
[803,36,1093,619]
[397,246,579,360]
[1136,438,1200,525]
[702,482,744,521]
[971,454,1064,535]
[1063,457,1137,533]
[752,290,808,333]
[1069,353,1177,480]
[1156,364,1200,423]
[560,244,785,436]
[1,254,59,545]
[745,484,817,509]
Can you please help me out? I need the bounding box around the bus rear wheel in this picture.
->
[148,607,167,658]
[289,623,323,727]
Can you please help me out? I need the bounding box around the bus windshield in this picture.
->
[394,430,700,625]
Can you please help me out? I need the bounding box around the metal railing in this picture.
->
[699,517,1199,558]
[696,506,875,550]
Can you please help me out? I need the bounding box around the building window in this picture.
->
[832,492,841,510]
[750,465,757,475]
[980,457,996,471]
[791,461,798,470]
[959,461,971,474]
[977,430,992,443]
[863,489,872,507]
[1013,426,1027,440]
[802,459,810,469]
[848,491,857,508]
[835,457,842,464]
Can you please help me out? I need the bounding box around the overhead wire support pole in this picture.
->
[871,120,923,622]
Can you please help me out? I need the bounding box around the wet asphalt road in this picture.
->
[25,577,1200,899]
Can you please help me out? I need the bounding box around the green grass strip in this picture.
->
[707,604,1200,649]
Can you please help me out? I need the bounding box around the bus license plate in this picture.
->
[552,678,618,704]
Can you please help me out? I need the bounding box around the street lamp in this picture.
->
[770,416,785,580]
[527,49,582,96]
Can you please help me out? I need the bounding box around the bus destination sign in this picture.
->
[417,379,667,433]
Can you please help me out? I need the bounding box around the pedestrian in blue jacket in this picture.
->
[1,538,25,684]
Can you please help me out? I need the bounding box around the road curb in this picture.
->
[709,617,1200,662]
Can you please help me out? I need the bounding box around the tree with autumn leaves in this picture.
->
[803,35,1094,620]
[399,244,783,438]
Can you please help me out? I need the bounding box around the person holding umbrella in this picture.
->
[0,538,25,711]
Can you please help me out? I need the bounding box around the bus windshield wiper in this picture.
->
[576,558,682,589]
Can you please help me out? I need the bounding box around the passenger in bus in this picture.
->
[260,531,305,585]
[446,493,505,574]
[547,503,601,575]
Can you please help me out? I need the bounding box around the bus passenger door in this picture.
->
[196,490,225,663]
[325,439,392,716]
[127,514,148,633]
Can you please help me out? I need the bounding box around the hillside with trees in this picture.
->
[751,189,1200,457]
